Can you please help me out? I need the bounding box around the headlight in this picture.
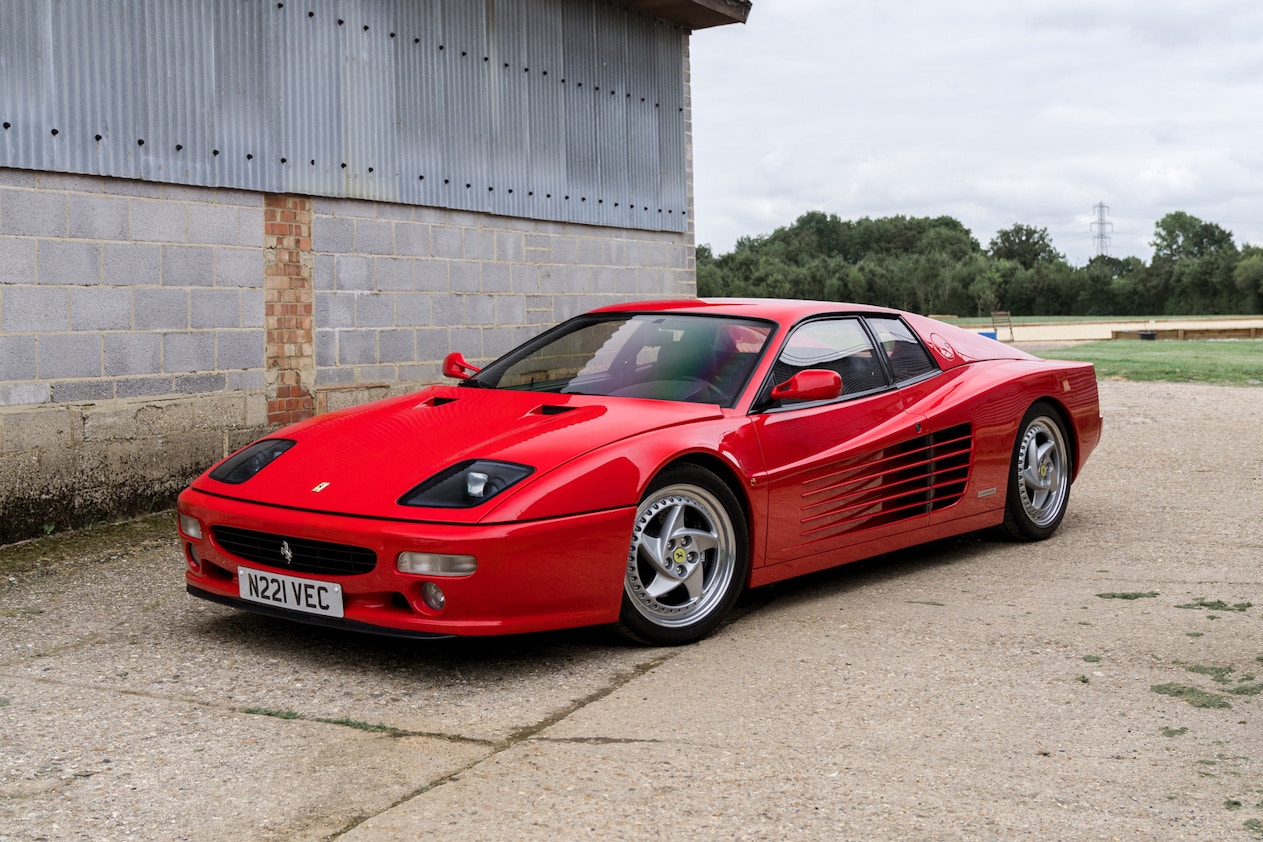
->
[209,439,296,484]
[397,460,534,508]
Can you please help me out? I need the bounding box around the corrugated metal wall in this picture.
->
[0,0,689,232]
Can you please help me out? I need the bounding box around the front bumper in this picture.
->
[178,488,635,637]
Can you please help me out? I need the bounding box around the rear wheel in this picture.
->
[616,465,749,646]
[1000,402,1072,541]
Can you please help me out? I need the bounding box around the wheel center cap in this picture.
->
[672,547,688,565]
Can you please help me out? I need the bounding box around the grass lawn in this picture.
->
[1039,340,1263,386]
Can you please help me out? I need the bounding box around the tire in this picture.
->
[1000,401,1072,541]
[616,465,749,646]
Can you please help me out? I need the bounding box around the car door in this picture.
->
[751,316,959,567]
[865,315,975,528]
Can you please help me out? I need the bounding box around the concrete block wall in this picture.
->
[310,200,695,394]
[0,27,699,544]
[0,169,696,543]
[0,169,274,541]
[0,169,268,407]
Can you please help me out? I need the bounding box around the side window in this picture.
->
[771,318,887,400]
[866,317,939,384]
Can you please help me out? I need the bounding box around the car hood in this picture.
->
[193,386,723,521]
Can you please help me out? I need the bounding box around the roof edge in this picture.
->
[620,0,752,29]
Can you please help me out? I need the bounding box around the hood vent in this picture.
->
[415,396,457,408]
[535,405,575,416]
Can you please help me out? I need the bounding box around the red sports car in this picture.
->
[178,299,1102,645]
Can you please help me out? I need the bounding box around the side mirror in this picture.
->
[770,369,842,402]
[442,351,481,380]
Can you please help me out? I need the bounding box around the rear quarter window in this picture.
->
[866,316,939,384]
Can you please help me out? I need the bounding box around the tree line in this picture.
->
[696,210,1263,317]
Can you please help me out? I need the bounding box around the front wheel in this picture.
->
[616,465,749,646]
[1000,402,1072,541]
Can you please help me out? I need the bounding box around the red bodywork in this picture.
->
[179,299,1101,637]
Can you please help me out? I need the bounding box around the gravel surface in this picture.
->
[1,380,1261,841]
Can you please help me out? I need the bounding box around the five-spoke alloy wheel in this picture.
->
[1001,401,1072,541]
[617,465,749,645]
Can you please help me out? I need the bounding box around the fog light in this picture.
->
[178,513,204,540]
[422,582,446,611]
[397,552,477,576]
[185,543,201,573]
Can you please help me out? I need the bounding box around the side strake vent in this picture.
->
[799,424,973,541]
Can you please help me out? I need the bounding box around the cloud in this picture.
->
[691,0,1263,262]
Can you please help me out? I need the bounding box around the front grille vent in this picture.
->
[212,526,377,576]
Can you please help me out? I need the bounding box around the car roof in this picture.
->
[587,297,896,326]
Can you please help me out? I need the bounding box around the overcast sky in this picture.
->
[689,0,1263,265]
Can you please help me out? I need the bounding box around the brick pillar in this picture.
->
[263,195,315,426]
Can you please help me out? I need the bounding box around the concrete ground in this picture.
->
[2,378,1261,841]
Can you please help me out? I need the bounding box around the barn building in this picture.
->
[0,0,751,542]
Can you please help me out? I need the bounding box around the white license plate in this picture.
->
[238,566,344,618]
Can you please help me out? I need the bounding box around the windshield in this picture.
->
[468,314,774,405]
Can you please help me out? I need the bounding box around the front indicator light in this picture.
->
[178,514,204,540]
[422,582,446,611]
[397,552,477,576]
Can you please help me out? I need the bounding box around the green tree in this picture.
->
[988,224,1063,270]
[966,269,1001,316]
[776,210,847,263]
[1150,211,1235,260]
[1149,213,1240,314]
[695,208,1249,317]
[696,243,723,297]
[1234,247,1263,313]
